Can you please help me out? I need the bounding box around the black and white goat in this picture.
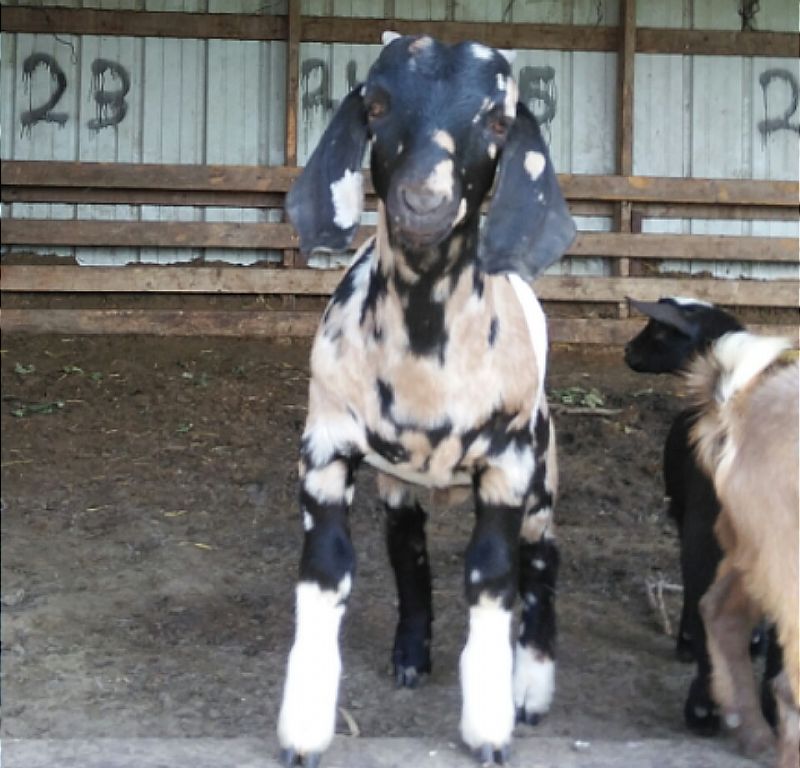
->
[277,34,575,767]
[624,297,779,735]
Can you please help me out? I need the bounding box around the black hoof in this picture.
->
[280,749,322,768]
[473,743,510,766]
[394,664,424,688]
[516,706,541,726]
[684,677,721,737]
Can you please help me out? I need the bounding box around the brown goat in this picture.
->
[688,331,799,768]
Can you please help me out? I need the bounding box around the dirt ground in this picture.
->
[0,333,766,764]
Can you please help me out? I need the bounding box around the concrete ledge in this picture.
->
[0,736,767,768]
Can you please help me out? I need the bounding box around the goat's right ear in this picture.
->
[628,298,695,337]
[286,85,369,254]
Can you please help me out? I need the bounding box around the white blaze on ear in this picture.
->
[471,43,494,60]
[330,170,363,229]
[432,129,455,155]
[382,31,401,45]
[524,151,546,181]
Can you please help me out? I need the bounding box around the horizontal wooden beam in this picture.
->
[4,7,796,58]
[3,265,797,309]
[299,17,617,51]
[637,27,799,58]
[1,6,287,41]
[5,162,795,210]
[2,222,796,264]
[1,220,299,250]
[1,308,795,346]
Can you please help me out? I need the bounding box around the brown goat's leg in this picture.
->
[773,671,800,768]
[701,565,774,756]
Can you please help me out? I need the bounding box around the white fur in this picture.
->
[277,581,347,755]
[330,170,363,229]
[498,49,516,65]
[513,643,555,717]
[432,129,455,154]
[425,159,455,201]
[508,274,548,409]
[471,43,494,60]
[460,599,515,749]
[671,295,712,308]
[524,151,546,181]
[382,31,401,46]
[304,461,347,504]
[712,332,791,405]
[364,451,471,489]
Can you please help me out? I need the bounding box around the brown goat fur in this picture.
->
[688,332,799,767]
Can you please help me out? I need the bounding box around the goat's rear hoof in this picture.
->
[473,743,510,766]
[280,748,322,768]
[516,706,541,726]
[394,664,426,688]
[684,677,721,736]
[734,721,774,757]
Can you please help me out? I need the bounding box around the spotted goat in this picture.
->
[277,33,575,767]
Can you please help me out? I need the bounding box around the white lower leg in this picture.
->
[513,642,555,717]
[277,580,348,756]
[459,598,515,750]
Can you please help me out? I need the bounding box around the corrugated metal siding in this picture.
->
[1,0,797,278]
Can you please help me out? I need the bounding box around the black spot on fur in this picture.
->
[534,410,550,458]
[488,316,499,346]
[366,429,409,464]
[377,379,395,419]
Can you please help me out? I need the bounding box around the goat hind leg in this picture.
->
[700,565,774,757]
[380,473,433,688]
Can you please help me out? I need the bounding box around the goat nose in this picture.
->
[400,185,447,215]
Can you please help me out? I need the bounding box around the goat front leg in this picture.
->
[700,563,774,757]
[460,464,525,765]
[379,473,433,688]
[277,445,358,768]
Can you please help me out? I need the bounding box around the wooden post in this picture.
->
[614,0,636,319]
[283,0,302,283]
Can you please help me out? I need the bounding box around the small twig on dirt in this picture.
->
[645,575,682,637]
[550,406,622,417]
[338,706,360,737]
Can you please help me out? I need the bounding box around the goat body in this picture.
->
[277,34,575,768]
[689,332,799,768]
[624,297,775,735]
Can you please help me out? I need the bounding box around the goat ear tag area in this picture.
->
[479,103,576,281]
[286,86,369,254]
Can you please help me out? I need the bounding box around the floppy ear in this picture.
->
[479,103,576,280]
[628,298,695,337]
[286,85,369,255]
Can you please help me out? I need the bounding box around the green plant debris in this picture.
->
[61,365,85,375]
[176,421,193,434]
[88,372,104,383]
[11,400,65,418]
[14,363,36,375]
[550,386,605,409]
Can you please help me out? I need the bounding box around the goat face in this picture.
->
[287,35,575,281]
[624,297,743,374]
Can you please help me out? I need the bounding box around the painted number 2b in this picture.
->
[21,52,130,133]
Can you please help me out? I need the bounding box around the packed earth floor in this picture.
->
[0,334,772,766]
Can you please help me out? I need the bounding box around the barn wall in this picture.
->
[0,0,797,279]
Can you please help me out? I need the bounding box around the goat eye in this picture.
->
[367,100,388,121]
[486,114,510,139]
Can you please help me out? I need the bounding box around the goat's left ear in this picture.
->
[479,103,576,280]
[286,85,369,255]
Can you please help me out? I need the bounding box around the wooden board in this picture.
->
[3,265,798,309]
[1,308,795,346]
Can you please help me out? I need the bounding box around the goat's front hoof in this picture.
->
[394,664,426,688]
[280,748,322,768]
[515,706,540,726]
[473,743,511,766]
[684,676,721,736]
